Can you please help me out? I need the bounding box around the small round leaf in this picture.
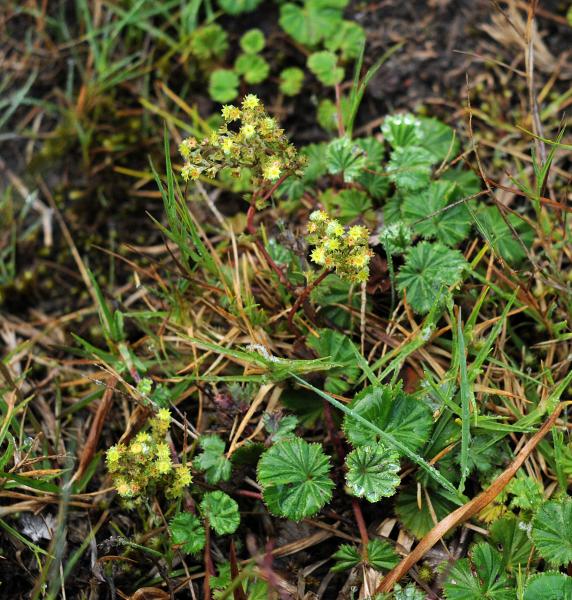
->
[200,491,240,535]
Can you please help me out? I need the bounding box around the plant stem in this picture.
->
[287,268,332,330]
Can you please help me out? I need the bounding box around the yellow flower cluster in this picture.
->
[307,211,373,284]
[106,409,191,505]
[178,94,305,195]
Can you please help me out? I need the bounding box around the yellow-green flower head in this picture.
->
[155,458,172,475]
[350,250,371,269]
[311,246,327,265]
[221,104,241,121]
[157,408,171,423]
[354,269,369,283]
[309,210,328,223]
[263,159,281,181]
[209,131,219,145]
[307,222,318,234]
[174,465,192,487]
[240,123,256,139]
[325,238,341,251]
[242,94,260,110]
[178,137,197,159]
[181,164,201,182]
[129,441,144,455]
[348,225,368,244]
[116,479,132,497]
[156,442,171,460]
[221,137,235,155]
[326,220,344,238]
[106,445,122,467]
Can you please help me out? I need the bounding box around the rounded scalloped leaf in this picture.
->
[524,572,572,600]
[239,28,265,54]
[208,69,239,104]
[234,54,270,85]
[257,437,334,521]
[169,512,205,555]
[531,498,572,567]
[279,67,305,96]
[307,51,344,86]
[345,443,400,503]
[217,0,262,14]
[200,491,240,535]
[343,385,433,452]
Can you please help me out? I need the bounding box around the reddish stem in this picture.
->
[203,518,215,599]
[352,498,370,551]
[287,268,332,330]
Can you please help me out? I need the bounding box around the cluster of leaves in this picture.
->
[106,409,192,504]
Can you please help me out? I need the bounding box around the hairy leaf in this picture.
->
[531,498,572,567]
[396,242,467,314]
[489,515,533,572]
[395,485,456,539]
[200,491,240,535]
[194,435,232,484]
[523,572,572,600]
[387,146,434,191]
[343,385,433,452]
[169,512,205,555]
[345,443,400,502]
[257,437,334,521]
[326,136,367,182]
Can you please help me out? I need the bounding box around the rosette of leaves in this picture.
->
[396,242,467,314]
[257,437,334,520]
[307,328,360,394]
[345,443,400,502]
[332,538,398,572]
[531,498,572,567]
[307,51,344,86]
[343,384,433,452]
[169,512,205,555]
[443,542,515,600]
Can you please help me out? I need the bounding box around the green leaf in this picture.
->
[208,69,239,103]
[332,539,398,572]
[307,51,344,86]
[531,498,572,567]
[317,97,351,132]
[505,473,544,512]
[217,0,262,14]
[474,206,534,265]
[279,67,305,96]
[239,28,265,54]
[190,24,228,61]
[396,242,467,314]
[343,385,433,452]
[234,54,270,84]
[200,491,240,535]
[417,116,460,162]
[263,412,298,443]
[489,515,533,572]
[307,328,360,393]
[442,167,481,197]
[169,512,205,555]
[388,146,434,191]
[402,180,472,246]
[395,485,456,538]
[345,444,400,502]
[393,583,426,600]
[382,113,422,148]
[524,572,572,600]
[324,20,366,60]
[279,1,343,47]
[257,437,334,521]
[443,543,515,600]
[322,188,373,224]
[193,435,232,484]
[332,544,361,572]
[326,136,367,182]
[367,538,400,571]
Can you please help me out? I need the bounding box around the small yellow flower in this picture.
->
[116,479,132,497]
[242,94,260,110]
[350,250,371,269]
[311,246,327,265]
[221,137,235,154]
[181,164,201,182]
[156,442,171,460]
[263,159,281,181]
[221,104,240,121]
[178,138,197,159]
[348,225,368,244]
[326,220,344,237]
[157,408,171,422]
[354,269,369,283]
[174,466,192,487]
[307,222,317,234]
[309,210,328,223]
[106,445,122,466]
[240,123,256,139]
[130,442,143,455]
[325,238,340,251]
[156,458,172,475]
